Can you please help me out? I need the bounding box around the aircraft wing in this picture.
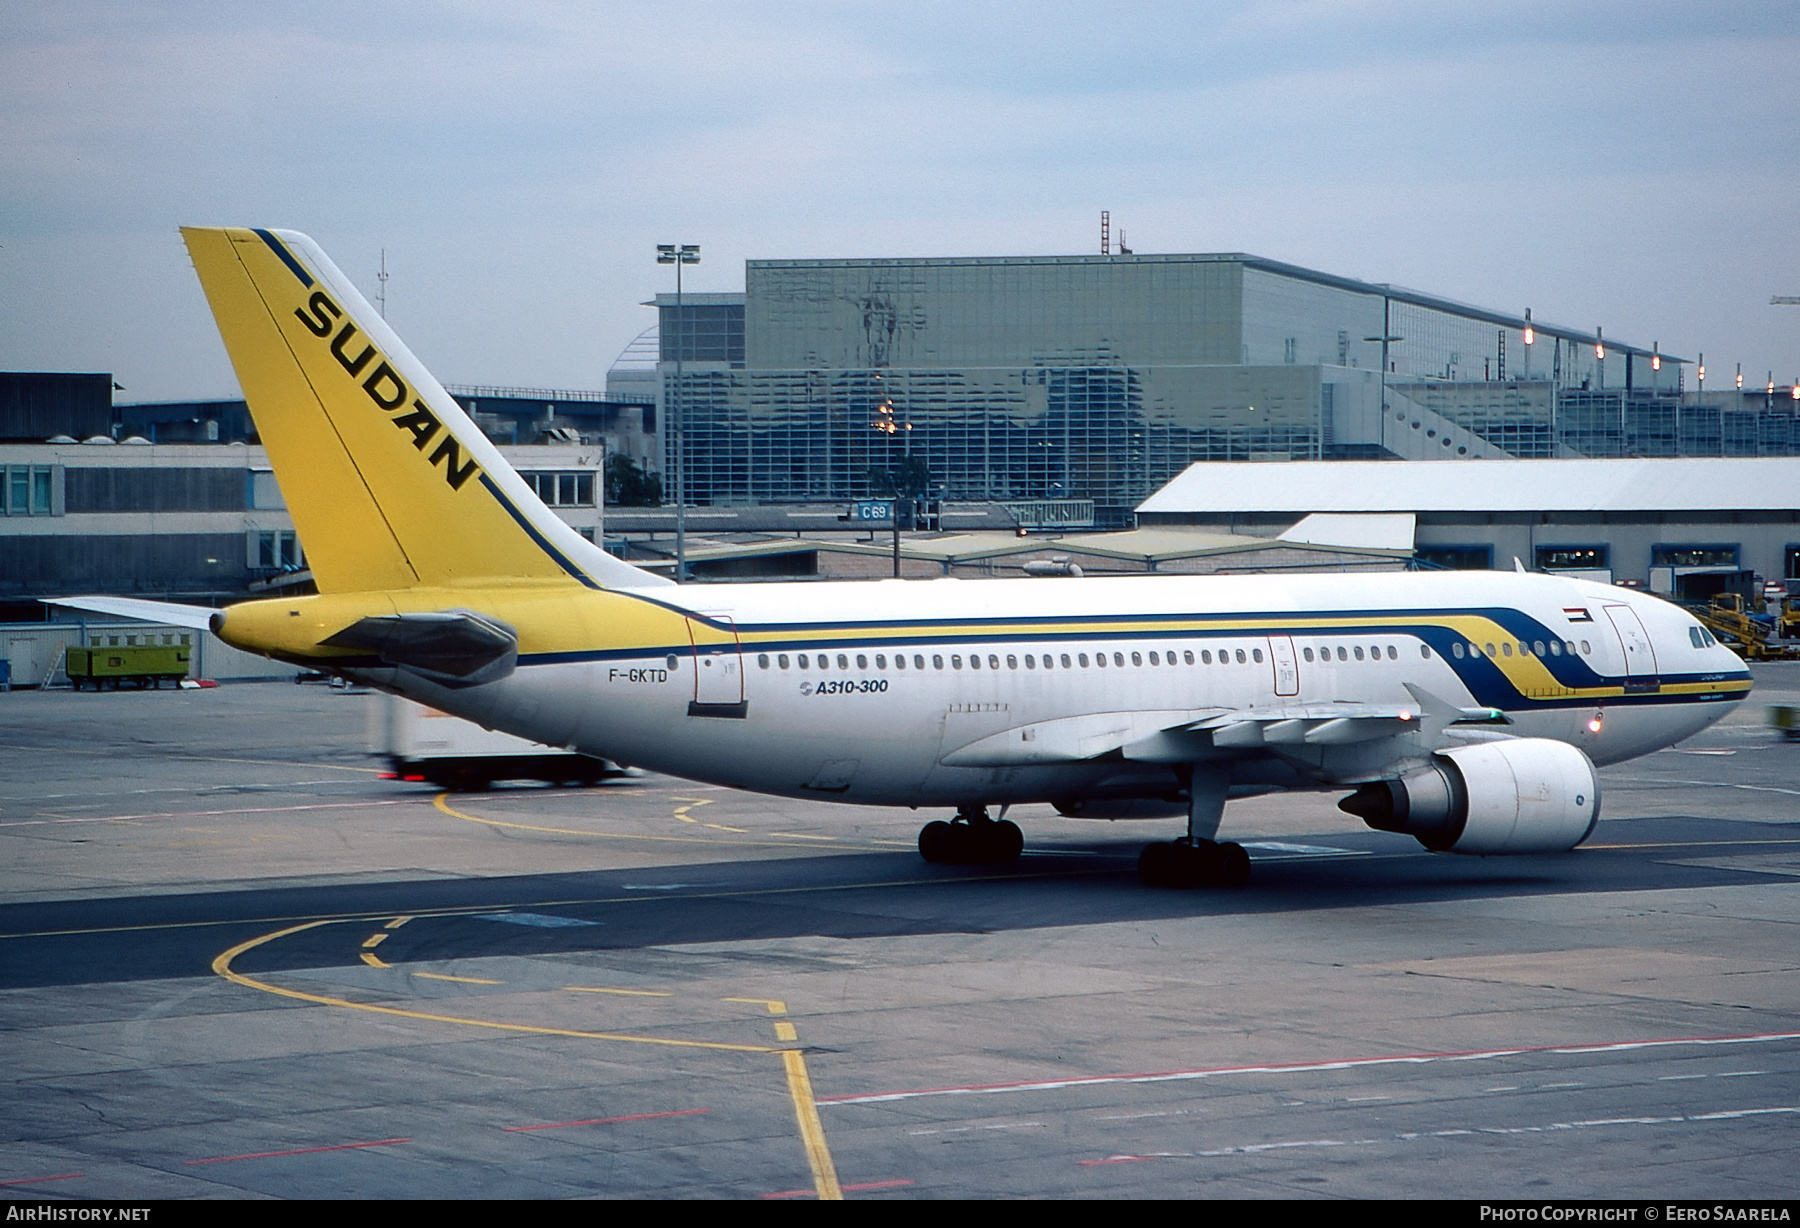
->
[940,693,1506,767]
[41,595,220,631]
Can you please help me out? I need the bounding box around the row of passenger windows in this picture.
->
[758,647,1252,672]
[746,637,1586,673]
[1452,639,1592,659]
[754,643,1419,672]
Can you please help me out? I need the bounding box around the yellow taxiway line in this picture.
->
[211,916,843,1199]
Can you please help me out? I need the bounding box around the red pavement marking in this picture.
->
[760,1180,915,1199]
[503,1108,711,1132]
[0,1173,83,1186]
[185,1138,410,1165]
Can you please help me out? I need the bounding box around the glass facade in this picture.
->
[654,253,1789,511]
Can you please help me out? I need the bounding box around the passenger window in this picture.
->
[1580,641,1591,654]
[1501,643,1512,657]
[1095,653,1107,668]
[1303,647,1314,662]
[798,654,809,669]
[1148,652,1159,666]
[1079,653,1089,667]
[1184,651,1194,665]
[1549,641,1561,655]
[1388,646,1398,660]
[1452,643,1464,658]
[1337,647,1347,661]
[758,654,770,669]
[1235,649,1246,664]
[1008,655,1019,670]
[1113,652,1125,667]
[1253,648,1263,663]
[935,655,946,669]
[1062,654,1073,668]
[969,654,980,669]
[989,655,1001,670]
[1485,643,1497,657]
[1025,654,1035,669]
[667,654,680,670]
[856,654,868,670]
[915,654,925,669]
[1131,652,1142,667]
[1202,650,1212,664]
[778,654,790,669]
[1420,644,1431,658]
[875,654,886,669]
[893,654,904,669]
[1353,646,1364,661]
[838,654,849,670]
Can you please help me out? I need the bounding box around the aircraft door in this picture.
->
[1602,605,1658,681]
[1267,634,1299,697]
[686,615,745,711]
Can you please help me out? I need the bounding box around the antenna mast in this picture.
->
[376,249,389,319]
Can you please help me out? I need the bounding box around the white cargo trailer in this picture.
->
[373,694,627,789]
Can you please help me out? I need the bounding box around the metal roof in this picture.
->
[1137,458,1800,516]
[745,252,1681,362]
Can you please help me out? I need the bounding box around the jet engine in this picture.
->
[1338,738,1600,854]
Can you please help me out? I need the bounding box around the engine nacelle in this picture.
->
[1338,738,1600,855]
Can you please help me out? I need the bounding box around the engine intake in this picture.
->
[1339,738,1600,854]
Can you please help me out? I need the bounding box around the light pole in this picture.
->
[657,243,700,583]
[1364,294,1403,450]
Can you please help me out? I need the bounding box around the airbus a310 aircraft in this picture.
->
[65,228,1753,888]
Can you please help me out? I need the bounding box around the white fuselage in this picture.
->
[397,570,1749,812]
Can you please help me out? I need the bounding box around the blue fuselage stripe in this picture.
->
[477,473,599,589]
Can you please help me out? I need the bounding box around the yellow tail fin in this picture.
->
[182,227,667,594]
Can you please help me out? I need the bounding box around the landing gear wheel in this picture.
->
[919,820,954,863]
[990,819,1024,863]
[1214,841,1250,887]
[917,811,1023,865]
[1140,838,1248,888]
[1138,841,1175,887]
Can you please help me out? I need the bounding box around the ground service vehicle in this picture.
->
[54,228,1755,888]
[375,694,625,789]
[64,645,190,690]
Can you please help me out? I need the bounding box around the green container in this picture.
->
[66,645,191,690]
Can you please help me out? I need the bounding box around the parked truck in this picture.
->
[373,694,628,789]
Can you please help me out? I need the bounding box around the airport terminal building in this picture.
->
[646,250,1800,521]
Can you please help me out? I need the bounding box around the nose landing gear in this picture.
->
[918,805,1024,865]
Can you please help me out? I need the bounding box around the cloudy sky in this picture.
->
[3,1,1796,402]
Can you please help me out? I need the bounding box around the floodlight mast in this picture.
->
[657,243,701,583]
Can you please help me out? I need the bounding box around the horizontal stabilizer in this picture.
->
[320,610,518,688]
[42,595,220,631]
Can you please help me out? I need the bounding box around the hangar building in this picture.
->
[1136,457,1800,594]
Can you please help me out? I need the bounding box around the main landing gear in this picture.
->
[1137,838,1250,888]
[918,805,1024,865]
[1138,763,1251,888]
